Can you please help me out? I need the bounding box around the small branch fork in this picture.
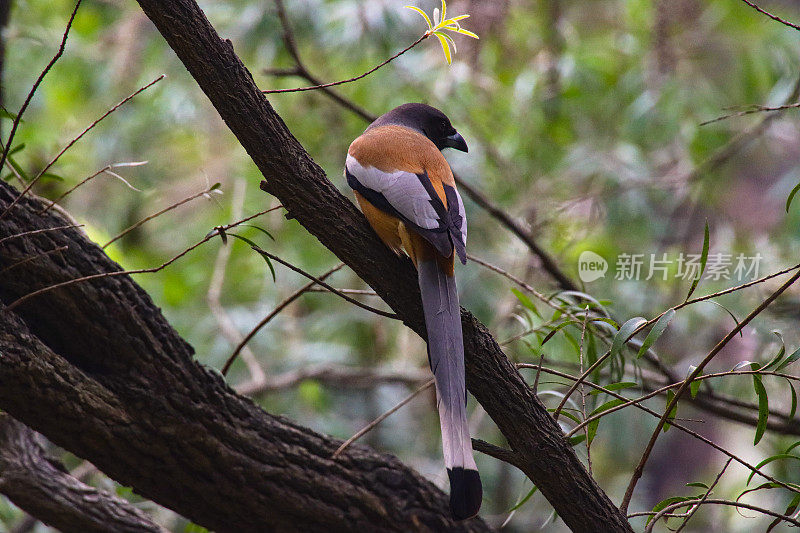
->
[262,0,427,95]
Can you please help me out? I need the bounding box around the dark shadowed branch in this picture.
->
[0,415,166,533]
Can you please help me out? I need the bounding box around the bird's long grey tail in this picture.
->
[418,259,482,521]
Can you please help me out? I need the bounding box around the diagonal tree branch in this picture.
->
[131,0,633,530]
[0,415,166,533]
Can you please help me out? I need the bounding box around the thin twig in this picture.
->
[577,306,591,474]
[645,498,800,532]
[222,263,345,376]
[0,246,68,274]
[674,458,732,533]
[0,0,82,184]
[262,34,427,94]
[236,363,429,396]
[306,287,378,296]
[268,0,375,122]
[252,247,399,320]
[331,379,434,459]
[1,74,165,221]
[739,0,800,31]
[620,267,800,513]
[208,180,266,389]
[459,179,578,291]
[4,207,281,312]
[701,102,800,126]
[0,224,83,246]
[103,181,219,248]
[38,161,147,215]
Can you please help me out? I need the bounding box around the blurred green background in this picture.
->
[3,0,800,531]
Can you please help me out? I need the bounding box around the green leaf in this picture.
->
[7,156,29,181]
[548,408,582,425]
[184,523,210,533]
[706,300,742,336]
[433,32,452,64]
[732,360,759,372]
[686,365,702,398]
[587,419,599,444]
[637,309,675,359]
[404,5,432,29]
[508,484,538,511]
[646,496,696,525]
[776,346,800,371]
[541,320,579,346]
[239,223,276,241]
[611,317,646,361]
[747,454,800,485]
[589,381,638,395]
[753,375,768,445]
[568,434,586,446]
[788,380,797,419]
[763,331,786,370]
[589,398,626,417]
[686,481,709,489]
[785,440,800,454]
[787,181,800,212]
[7,143,25,156]
[249,246,277,282]
[511,288,542,319]
[684,220,710,301]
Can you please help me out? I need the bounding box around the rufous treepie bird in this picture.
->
[344,103,481,520]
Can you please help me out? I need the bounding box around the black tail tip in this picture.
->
[447,467,482,521]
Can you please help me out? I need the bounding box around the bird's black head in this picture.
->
[368,103,468,153]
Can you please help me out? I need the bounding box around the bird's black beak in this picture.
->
[443,132,468,153]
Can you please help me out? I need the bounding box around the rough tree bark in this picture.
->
[0,184,490,532]
[131,1,634,532]
[0,415,166,533]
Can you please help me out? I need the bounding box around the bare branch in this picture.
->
[332,379,434,459]
[222,262,345,377]
[251,247,399,320]
[237,364,430,396]
[738,0,800,31]
[103,180,219,249]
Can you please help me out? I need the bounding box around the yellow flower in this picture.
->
[405,0,479,65]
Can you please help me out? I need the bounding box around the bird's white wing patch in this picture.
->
[454,187,467,247]
[346,154,440,230]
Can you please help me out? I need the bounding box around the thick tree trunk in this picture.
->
[131,1,634,531]
[0,415,166,533]
[0,184,490,532]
